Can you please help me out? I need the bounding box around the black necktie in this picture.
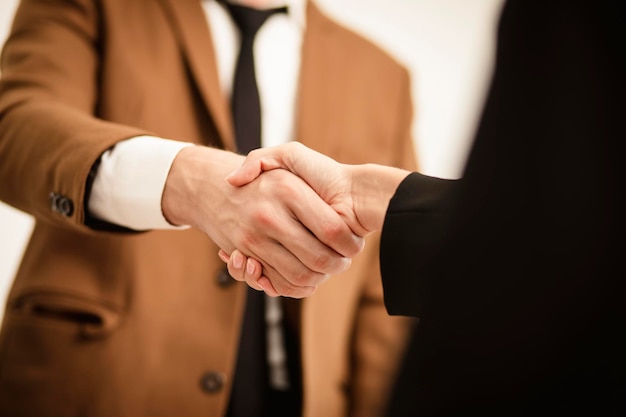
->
[227,2,287,154]
[221,4,295,417]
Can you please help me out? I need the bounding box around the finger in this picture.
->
[225,143,302,187]
[265,172,363,263]
[225,148,281,187]
[226,249,316,298]
[225,159,264,187]
[218,249,230,264]
[224,165,353,288]
[289,188,364,258]
[258,276,317,298]
[225,204,333,291]
[223,250,282,297]
[219,249,246,282]
[222,249,262,291]
[257,276,280,297]
[253,208,352,279]
[221,245,321,298]
[244,257,263,283]
[257,262,318,299]
[247,241,322,298]
[256,264,319,298]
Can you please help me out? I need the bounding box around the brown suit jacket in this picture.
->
[0,1,417,416]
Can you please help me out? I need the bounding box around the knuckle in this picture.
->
[291,269,313,287]
[321,221,363,258]
[238,231,258,248]
[327,219,345,237]
[320,218,346,242]
[268,173,297,197]
[292,268,325,288]
[342,243,360,259]
[310,252,333,273]
[250,208,276,229]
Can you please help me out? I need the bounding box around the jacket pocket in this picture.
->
[0,293,126,417]
[11,290,123,339]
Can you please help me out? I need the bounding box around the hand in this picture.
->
[162,145,364,298]
[217,249,280,296]
[226,142,371,236]
[223,142,411,297]
[226,142,411,235]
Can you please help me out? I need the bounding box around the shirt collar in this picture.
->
[211,0,307,31]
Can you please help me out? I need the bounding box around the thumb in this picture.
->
[225,146,294,186]
[225,157,265,186]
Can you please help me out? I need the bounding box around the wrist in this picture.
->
[350,164,411,233]
[161,146,244,228]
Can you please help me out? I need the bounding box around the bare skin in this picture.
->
[161,145,364,298]
[220,142,411,297]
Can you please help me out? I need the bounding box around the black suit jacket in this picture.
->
[380,0,625,415]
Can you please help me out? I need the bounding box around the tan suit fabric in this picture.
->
[0,1,417,416]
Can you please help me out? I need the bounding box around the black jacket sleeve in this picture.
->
[380,172,456,317]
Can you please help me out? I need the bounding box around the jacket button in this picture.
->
[49,192,74,217]
[216,268,235,288]
[200,371,225,394]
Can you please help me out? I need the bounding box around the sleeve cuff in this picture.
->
[88,136,194,230]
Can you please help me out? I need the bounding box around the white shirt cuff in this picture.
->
[88,136,194,230]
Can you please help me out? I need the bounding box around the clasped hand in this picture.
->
[163,144,366,298]
[219,142,386,297]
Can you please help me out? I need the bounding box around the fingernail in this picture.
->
[233,251,244,269]
[246,259,256,275]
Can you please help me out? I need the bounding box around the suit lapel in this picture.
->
[158,0,236,150]
[295,2,344,157]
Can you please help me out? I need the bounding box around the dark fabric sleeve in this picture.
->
[380,172,456,317]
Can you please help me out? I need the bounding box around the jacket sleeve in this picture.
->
[380,172,457,317]
[0,0,149,232]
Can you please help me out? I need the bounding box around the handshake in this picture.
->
[217,142,410,298]
[163,142,410,299]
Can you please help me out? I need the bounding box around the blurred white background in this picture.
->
[0,0,503,320]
